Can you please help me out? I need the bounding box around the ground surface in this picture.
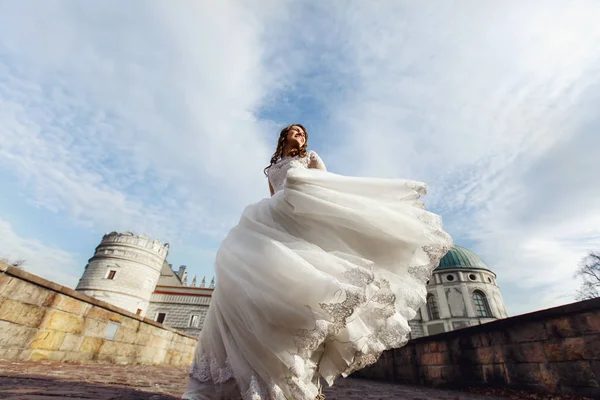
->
[0,360,583,400]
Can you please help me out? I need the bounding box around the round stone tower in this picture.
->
[410,245,508,338]
[76,231,169,317]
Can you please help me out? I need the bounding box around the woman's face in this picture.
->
[286,125,306,147]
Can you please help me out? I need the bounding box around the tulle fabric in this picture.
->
[182,167,452,400]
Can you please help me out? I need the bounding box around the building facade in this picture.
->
[408,245,508,338]
[76,232,506,339]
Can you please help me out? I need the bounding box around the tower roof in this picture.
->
[435,245,491,272]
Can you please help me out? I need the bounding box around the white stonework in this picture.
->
[76,232,169,317]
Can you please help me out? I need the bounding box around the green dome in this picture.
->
[435,246,491,272]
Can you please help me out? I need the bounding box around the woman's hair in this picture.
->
[264,124,308,176]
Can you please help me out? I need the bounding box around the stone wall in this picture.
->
[354,297,600,398]
[0,262,197,367]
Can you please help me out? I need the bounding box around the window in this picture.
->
[469,274,477,281]
[446,274,455,282]
[415,309,423,321]
[104,321,120,340]
[106,270,117,280]
[189,315,200,328]
[473,291,493,318]
[156,312,167,324]
[426,294,440,320]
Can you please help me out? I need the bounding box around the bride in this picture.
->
[182,124,452,400]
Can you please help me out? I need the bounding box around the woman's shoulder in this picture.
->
[306,149,319,158]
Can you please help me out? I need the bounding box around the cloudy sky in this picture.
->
[1,0,599,316]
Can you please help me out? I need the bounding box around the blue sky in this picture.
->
[1,0,599,316]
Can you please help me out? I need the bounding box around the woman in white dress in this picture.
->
[182,124,452,400]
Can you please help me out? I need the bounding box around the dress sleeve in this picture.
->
[308,150,326,171]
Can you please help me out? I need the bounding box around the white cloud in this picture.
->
[0,219,79,288]
[1,0,599,316]
[0,0,292,241]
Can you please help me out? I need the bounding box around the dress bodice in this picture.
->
[267,150,325,193]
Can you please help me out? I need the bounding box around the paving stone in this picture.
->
[0,360,513,399]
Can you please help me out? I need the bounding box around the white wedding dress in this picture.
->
[182,151,452,400]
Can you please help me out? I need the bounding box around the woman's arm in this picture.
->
[309,151,327,171]
[268,180,275,196]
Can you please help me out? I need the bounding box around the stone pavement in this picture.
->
[0,360,517,399]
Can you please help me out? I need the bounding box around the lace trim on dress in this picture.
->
[190,353,234,384]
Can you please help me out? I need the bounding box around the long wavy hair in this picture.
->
[264,124,308,176]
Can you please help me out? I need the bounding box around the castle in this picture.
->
[76,232,508,338]
[76,232,212,337]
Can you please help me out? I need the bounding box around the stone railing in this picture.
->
[0,262,197,366]
[354,297,600,398]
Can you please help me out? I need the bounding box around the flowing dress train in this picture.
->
[182,151,452,400]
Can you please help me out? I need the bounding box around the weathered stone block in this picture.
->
[148,335,170,350]
[108,312,122,323]
[424,341,447,353]
[28,350,64,361]
[504,342,546,363]
[584,335,600,360]
[470,334,484,348]
[60,333,84,352]
[83,318,107,337]
[0,299,46,327]
[553,361,598,388]
[136,346,157,364]
[79,337,104,354]
[44,311,83,334]
[30,331,66,351]
[546,317,575,338]
[420,351,448,366]
[544,337,585,362]
[2,278,49,306]
[482,363,508,385]
[85,306,110,320]
[591,361,600,384]
[134,332,151,346]
[508,323,549,343]
[572,312,600,336]
[41,292,57,307]
[151,347,168,364]
[62,351,94,363]
[0,273,13,295]
[100,341,137,359]
[0,320,37,348]
[0,348,22,361]
[49,294,89,316]
[476,346,505,364]
[119,317,140,331]
[506,363,552,386]
[114,327,137,344]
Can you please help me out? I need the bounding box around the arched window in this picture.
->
[473,291,493,318]
[427,294,440,320]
